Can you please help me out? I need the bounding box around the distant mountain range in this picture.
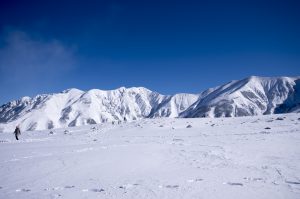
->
[0,76,299,132]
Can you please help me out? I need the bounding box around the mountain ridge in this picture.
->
[0,76,299,132]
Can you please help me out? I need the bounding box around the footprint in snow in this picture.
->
[187,178,203,183]
[173,138,184,142]
[224,182,243,186]
[165,185,179,189]
[285,180,300,185]
[64,185,75,189]
[260,131,270,134]
[51,193,62,198]
[90,188,105,192]
[244,177,264,182]
[119,184,139,189]
[82,188,105,192]
[16,188,31,192]
[159,185,179,189]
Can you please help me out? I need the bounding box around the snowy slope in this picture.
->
[181,76,300,118]
[148,93,200,118]
[274,79,300,113]
[0,87,198,132]
[0,113,299,199]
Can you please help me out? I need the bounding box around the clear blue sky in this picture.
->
[0,0,299,104]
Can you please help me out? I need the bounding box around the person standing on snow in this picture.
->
[14,126,21,140]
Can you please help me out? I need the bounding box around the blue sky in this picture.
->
[0,0,299,104]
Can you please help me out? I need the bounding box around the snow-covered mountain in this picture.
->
[181,76,300,118]
[0,76,299,132]
[0,87,198,131]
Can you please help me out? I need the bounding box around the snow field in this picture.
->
[0,113,299,199]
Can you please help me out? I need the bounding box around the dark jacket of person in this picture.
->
[14,127,21,136]
[14,127,21,140]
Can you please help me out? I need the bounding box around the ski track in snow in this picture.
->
[0,113,300,199]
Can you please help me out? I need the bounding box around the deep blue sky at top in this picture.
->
[0,0,299,104]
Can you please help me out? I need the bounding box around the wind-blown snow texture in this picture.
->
[0,114,299,199]
[0,76,299,132]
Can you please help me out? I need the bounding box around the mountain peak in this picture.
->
[181,76,299,118]
[61,88,83,94]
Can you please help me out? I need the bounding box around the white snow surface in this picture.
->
[0,113,300,199]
